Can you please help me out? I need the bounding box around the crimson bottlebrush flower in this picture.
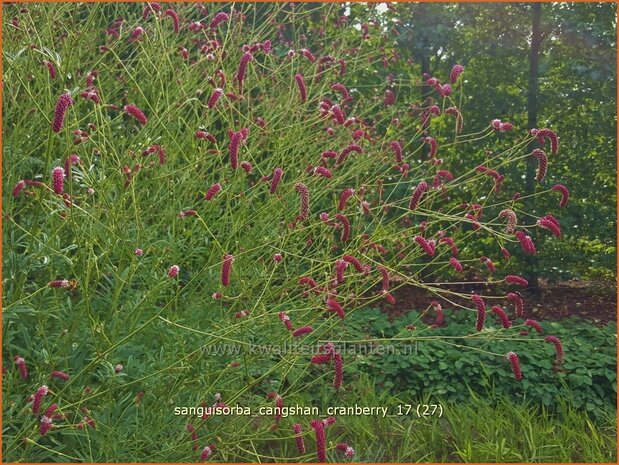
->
[273,253,283,263]
[499,209,517,234]
[382,290,396,305]
[506,352,522,380]
[335,213,350,242]
[204,183,222,201]
[476,165,503,191]
[186,424,199,450]
[525,319,543,333]
[431,301,444,326]
[390,141,403,164]
[480,256,496,273]
[531,128,559,154]
[338,188,355,211]
[361,200,371,215]
[551,184,569,208]
[124,104,147,125]
[77,415,96,429]
[240,161,252,173]
[32,385,49,414]
[310,419,327,462]
[319,212,330,222]
[178,47,188,59]
[293,423,306,454]
[221,254,234,287]
[331,104,346,125]
[266,392,284,423]
[14,356,27,380]
[13,180,26,198]
[268,167,284,194]
[300,48,315,62]
[537,215,561,237]
[293,326,313,337]
[449,257,463,272]
[336,443,355,458]
[439,237,459,257]
[178,209,198,218]
[51,370,69,381]
[42,60,56,80]
[51,167,65,195]
[326,298,345,319]
[196,130,213,141]
[471,294,486,331]
[235,51,253,89]
[129,26,145,42]
[491,305,511,328]
[278,312,293,331]
[311,353,333,364]
[515,231,537,255]
[200,444,216,461]
[544,335,564,365]
[228,131,243,170]
[168,265,180,278]
[334,259,347,284]
[505,275,528,287]
[207,88,224,109]
[48,279,70,288]
[64,154,81,174]
[409,180,428,210]
[52,93,73,133]
[343,255,366,273]
[164,8,179,32]
[333,352,343,389]
[433,169,454,188]
[384,89,395,106]
[445,106,464,133]
[313,166,332,178]
[336,143,362,166]
[299,276,318,289]
[506,292,524,318]
[40,403,58,436]
[424,137,438,158]
[531,149,548,182]
[414,236,435,257]
[295,182,310,221]
[295,73,307,103]
[331,83,350,100]
[450,64,465,83]
[378,266,390,291]
[210,11,229,29]
[439,84,452,96]
[143,2,160,19]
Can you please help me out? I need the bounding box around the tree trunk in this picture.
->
[524,3,542,293]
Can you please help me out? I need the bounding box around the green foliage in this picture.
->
[345,308,617,421]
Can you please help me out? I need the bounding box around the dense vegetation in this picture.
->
[2,2,616,463]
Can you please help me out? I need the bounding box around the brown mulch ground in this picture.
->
[377,278,617,326]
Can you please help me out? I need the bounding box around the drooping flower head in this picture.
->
[52,93,74,133]
[471,294,486,331]
[124,104,148,125]
[506,351,522,380]
[450,64,465,83]
[295,73,307,103]
[295,182,310,221]
[52,167,65,194]
[221,254,234,287]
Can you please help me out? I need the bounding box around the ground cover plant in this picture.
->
[2,2,616,463]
